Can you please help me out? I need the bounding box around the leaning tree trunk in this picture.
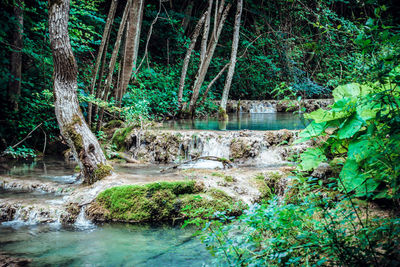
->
[177,12,207,112]
[48,0,111,184]
[219,0,242,121]
[187,1,231,116]
[96,0,131,133]
[87,0,118,126]
[8,0,23,111]
[119,0,144,106]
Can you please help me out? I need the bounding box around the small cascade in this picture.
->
[1,204,59,226]
[182,136,231,169]
[249,102,276,113]
[74,206,95,230]
[254,147,286,167]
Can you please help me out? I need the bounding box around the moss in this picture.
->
[94,163,113,180]
[218,107,228,121]
[211,172,224,177]
[65,115,84,153]
[74,165,81,173]
[180,189,244,219]
[94,181,243,223]
[104,120,124,130]
[112,126,134,150]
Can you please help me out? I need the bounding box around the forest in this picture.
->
[0,0,399,265]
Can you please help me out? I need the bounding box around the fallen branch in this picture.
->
[160,156,233,172]
[10,123,43,149]
[111,152,140,163]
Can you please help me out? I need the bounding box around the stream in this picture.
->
[0,111,306,265]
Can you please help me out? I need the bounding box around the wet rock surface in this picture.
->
[0,253,32,267]
[125,129,306,164]
[215,99,333,113]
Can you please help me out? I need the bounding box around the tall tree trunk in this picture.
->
[177,12,207,112]
[96,0,131,132]
[48,0,111,184]
[188,2,231,116]
[199,62,229,106]
[119,0,144,105]
[87,0,118,126]
[219,0,243,120]
[181,2,193,33]
[200,0,213,63]
[8,0,23,111]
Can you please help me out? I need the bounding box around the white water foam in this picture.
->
[249,102,276,113]
[182,137,231,169]
[74,206,95,230]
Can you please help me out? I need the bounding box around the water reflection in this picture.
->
[161,112,309,131]
[0,223,211,266]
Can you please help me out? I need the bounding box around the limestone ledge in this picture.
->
[214,99,333,113]
[122,129,309,164]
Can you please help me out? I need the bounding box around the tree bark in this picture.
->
[188,2,231,116]
[219,0,243,120]
[96,0,131,132]
[181,2,193,33]
[177,12,207,111]
[8,0,23,111]
[199,62,229,105]
[48,0,110,184]
[200,0,213,63]
[87,0,118,126]
[119,0,144,106]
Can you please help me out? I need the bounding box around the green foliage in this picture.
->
[111,126,134,151]
[297,80,400,199]
[2,146,37,159]
[198,193,400,266]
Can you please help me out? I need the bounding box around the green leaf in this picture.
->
[332,83,373,101]
[337,114,365,139]
[305,108,348,123]
[294,121,327,144]
[339,159,366,192]
[298,148,327,171]
[347,138,374,162]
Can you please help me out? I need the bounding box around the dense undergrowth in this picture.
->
[3,0,399,155]
[183,10,400,266]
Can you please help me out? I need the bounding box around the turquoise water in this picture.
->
[0,223,211,266]
[162,112,308,131]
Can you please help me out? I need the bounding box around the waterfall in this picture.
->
[74,206,95,230]
[249,102,276,113]
[182,136,231,169]
[254,147,286,167]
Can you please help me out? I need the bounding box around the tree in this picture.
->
[187,0,231,116]
[48,0,111,185]
[219,0,242,120]
[95,0,132,132]
[118,0,145,107]
[87,0,118,127]
[8,0,24,111]
[177,11,207,112]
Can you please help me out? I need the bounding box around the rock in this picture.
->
[230,137,261,160]
[311,163,332,179]
[0,253,31,267]
[86,202,109,222]
[0,203,15,222]
[214,99,333,113]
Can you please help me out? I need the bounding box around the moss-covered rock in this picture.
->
[93,163,113,180]
[87,181,243,223]
[111,126,134,150]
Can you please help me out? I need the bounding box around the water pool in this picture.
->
[0,223,211,266]
[161,112,308,131]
